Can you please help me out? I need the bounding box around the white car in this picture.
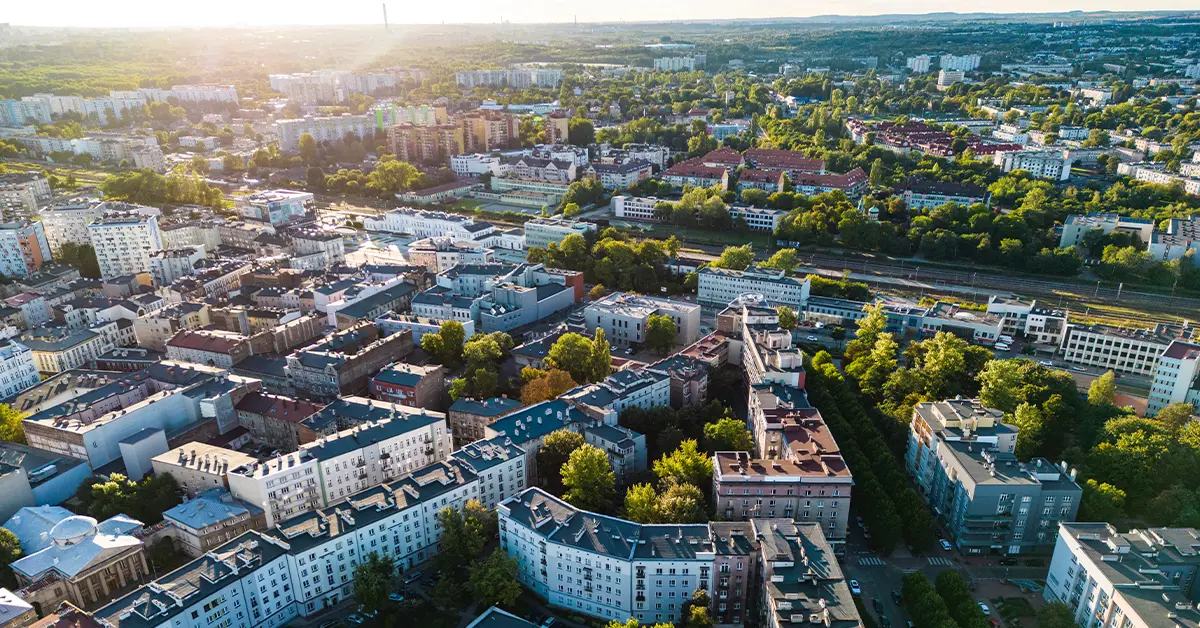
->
[806,335,819,341]
[849,580,862,596]
[995,343,1010,351]
[978,603,991,616]
[939,538,952,551]
[1038,360,1053,367]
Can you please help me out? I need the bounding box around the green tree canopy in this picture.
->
[538,430,586,496]
[562,444,616,513]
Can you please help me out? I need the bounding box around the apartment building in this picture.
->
[584,292,702,348]
[653,55,705,71]
[0,221,51,279]
[754,519,861,628]
[524,217,597,250]
[278,114,372,152]
[165,329,252,368]
[563,367,671,417]
[133,302,210,352]
[455,68,563,88]
[1146,340,1200,415]
[148,247,204,286]
[234,392,326,452]
[447,397,523,448]
[663,159,730,190]
[994,150,1072,180]
[369,362,446,409]
[161,489,267,558]
[386,123,464,163]
[151,443,257,496]
[499,487,716,625]
[459,111,521,153]
[406,237,496,273]
[585,160,654,190]
[941,54,982,71]
[364,207,498,240]
[21,327,112,374]
[451,153,503,178]
[0,173,50,221]
[1059,322,1186,377]
[239,190,313,226]
[285,323,415,399]
[898,176,989,210]
[87,212,163,280]
[1043,524,1200,628]
[728,207,787,232]
[1059,213,1157,249]
[906,399,1082,554]
[698,265,811,308]
[226,451,321,527]
[907,55,933,73]
[0,339,39,399]
[787,168,869,199]
[36,201,104,254]
[545,111,570,145]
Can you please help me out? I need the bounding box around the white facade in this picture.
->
[364,208,495,240]
[170,84,240,103]
[611,196,663,222]
[1146,340,1200,415]
[450,153,502,178]
[584,292,702,348]
[728,207,786,232]
[994,150,1072,181]
[149,247,205,286]
[697,265,812,308]
[87,212,164,280]
[278,115,372,152]
[227,451,322,528]
[1059,323,1172,377]
[906,55,933,73]
[0,339,39,399]
[524,217,597,250]
[940,54,981,71]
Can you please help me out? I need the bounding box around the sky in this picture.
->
[6,0,1199,27]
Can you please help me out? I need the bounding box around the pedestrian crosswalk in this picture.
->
[858,557,886,566]
[927,557,955,566]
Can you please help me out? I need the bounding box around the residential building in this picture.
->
[86,212,163,280]
[562,368,671,417]
[0,174,50,221]
[278,114,371,152]
[524,217,597,250]
[467,607,539,628]
[234,392,326,452]
[165,329,252,368]
[906,55,933,73]
[147,247,204,286]
[545,111,570,145]
[1146,340,1200,415]
[994,150,1072,180]
[611,195,663,221]
[21,327,112,374]
[584,292,702,348]
[161,488,266,558]
[0,589,35,628]
[1121,162,1200,196]
[151,443,257,496]
[285,323,415,399]
[1059,212,1157,249]
[1043,524,1200,628]
[898,176,989,210]
[736,170,784,193]
[329,282,417,329]
[906,399,1082,554]
[386,123,464,163]
[39,201,107,255]
[133,302,211,352]
[653,55,706,71]
[662,158,729,190]
[407,237,496,273]
[0,221,50,280]
[447,397,523,448]
[941,54,982,71]
[370,362,446,409]
[645,355,709,408]
[451,153,503,178]
[754,519,862,628]
[0,339,39,399]
[455,68,563,88]
[728,207,787,232]
[787,169,869,199]
[937,70,965,88]
[499,487,717,626]
[458,111,521,153]
[364,207,498,241]
[698,266,811,308]
[585,160,654,190]
[601,144,673,169]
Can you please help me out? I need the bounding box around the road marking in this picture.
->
[927,557,955,566]
[858,557,886,566]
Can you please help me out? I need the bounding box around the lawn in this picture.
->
[996,596,1036,625]
[633,222,773,248]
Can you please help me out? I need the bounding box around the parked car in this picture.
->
[1070,365,1088,373]
[624,348,634,355]
[995,343,1010,351]
[849,580,862,596]
[891,591,903,605]
[978,603,991,616]
[939,538,953,551]
[873,598,884,614]
[403,571,422,584]
[389,593,405,602]
[1038,360,1053,367]
[541,619,556,628]
[806,335,819,341]
[881,616,892,628]
[345,615,364,625]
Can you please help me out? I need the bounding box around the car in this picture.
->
[318,621,340,628]
[881,616,892,628]
[939,539,953,551]
[978,603,991,616]
[807,335,819,341]
[891,591,903,605]
[684,296,692,301]
[1070,365,1088,373]
[345,615,364,625]
[999,558,1018,566]
[1038,360,1054,367]
[995,343,1010,351]
[873,598,884,614]
[624,348,634,355]
[403,571,422,584]
[389,593,405,602]
[990,620,1000,628]
[855,516,865,527]
[542,619,556,628]
[814,322,825,329]
[849,580,862,596]
[610,345,617,352]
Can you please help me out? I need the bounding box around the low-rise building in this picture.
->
[584,292,702,348]
[1146,340,1200,415]
[736,169,784,193]
[285,323,415,399]
[611,196,665,222]
[1059,322,1186,377]
[663,158,730,190]
[994,150,1071,180]
[447,397,523,448]
[698,266,811,308]
[234,392,326,452]
[151,443,258,496]
[906,398,1081,554]
[1059,212,1156,249]
[584,159,654,189]
[728,207,787,232]
[369,362,446,409]
[898,176,989,209]
[523,217,597,250]
[918,302,1004,344]
[161,488,266,557]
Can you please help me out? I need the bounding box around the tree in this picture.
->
[761,248,799,272]
[1038,604,1078,628]
[562,202,582,218]
[547,333,598,383]
[306,166,326,191]
[645,314,678,356]
[0,404,26,444]
[421,320,466,367]
[711,244,754,270]
[538,430,585,496]
[624,483,661,523]
[353,554,395,617]
[436,502,489,574]
[521,369,578,404]
[685,604,715,628]
[588,327,613,382]
[777,306,798,330]
[588,284,607,300]
[831,326,847,346]
[1080,479,1127,522]
[561,444,616,512]
[869,158,885,187]
[653,440,714,490]
[0,527,22,589]
[659,481,707,523]
[845,302,887,362]
[1089,371,1117,406]
[1156,402,1195,431]
[703,417,754,452]
[368,155,420,196]
[299,133,319,165]
[568,118,596,146]
[57,242,101,279]
[468,549,522,608]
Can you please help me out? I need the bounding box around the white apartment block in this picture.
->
[149,247,205,286]
[653,56,705,72]
[450,153,502,178]
[0,220,50,279]
[1059,213,1156,249]
[0,338,39,399]
[499,487,716,626]
[1146,340,1200,415]
[278,114,372,152]
[524,217,597,250]
[940,54,981,71]
[227,451,322,527]
[169,84,240,104]
[87,212,164,280]
[455,69,563,88]
[364,207,497,240]
[994,150,1072,181]
[584,292,702,348]
[698,265,811,308]
[906,55,933,73]
[0,173,51,221]
[937,70,965,87]
[728,207,787,232]
[611,196,664,222]
[1120,162,1200,196]
[1043,524,1200,628]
